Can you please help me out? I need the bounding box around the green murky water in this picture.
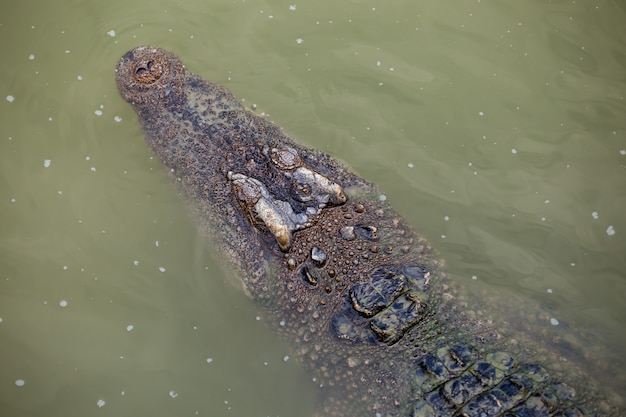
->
[1,1,625,415]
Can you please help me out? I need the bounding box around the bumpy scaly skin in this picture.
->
[116,46,623,417]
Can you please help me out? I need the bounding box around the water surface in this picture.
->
[1,1,625,415]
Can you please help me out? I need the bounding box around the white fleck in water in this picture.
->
[283,355,289,362]
[570,262,576,267]
[15,379,25,387]
[591,211,599,219]
[126,325,134,332]
[264,361,268,366]
[65,50,71,54]
[114,116,122,122]
[59,300,68,308]
[133,260,139,266]
[77,75,83,80]
[478,111,484,116]
[388,67,395,71]
[296,38,303,44]
[90,167,96,172]
[407,162,414,168]
[289,4,296,10]
[444,216,449,221]
[620,149,625,155]
[255,316,261,321]
[550,317,559,326]
[155,240,159,247]
[544,200,550,204]
[10,198,15,203]
[378,194,387,201]
[0,317,3,323]
[606,225,615,236]
[43,159,51,168]
[6,95,14,102]
[63,265,68,270]
[28,54,35,60]
[107,29,116,37]
[169,390,178,399]
[376,60,381,66]
[471,275,478,280]
[159,266,166,272]
[96,399,105,408]
[547,288,553,293]
[94,110,103,116]
[541,217,546,221]
[206,357,213,363]
[441,234,446,239]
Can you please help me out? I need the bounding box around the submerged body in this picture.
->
[116,46,623,416]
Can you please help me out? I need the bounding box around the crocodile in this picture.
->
[115,46,624,417]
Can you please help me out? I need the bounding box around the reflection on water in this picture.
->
[1,0,625,415]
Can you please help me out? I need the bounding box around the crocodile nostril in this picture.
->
[133,59,163,84]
